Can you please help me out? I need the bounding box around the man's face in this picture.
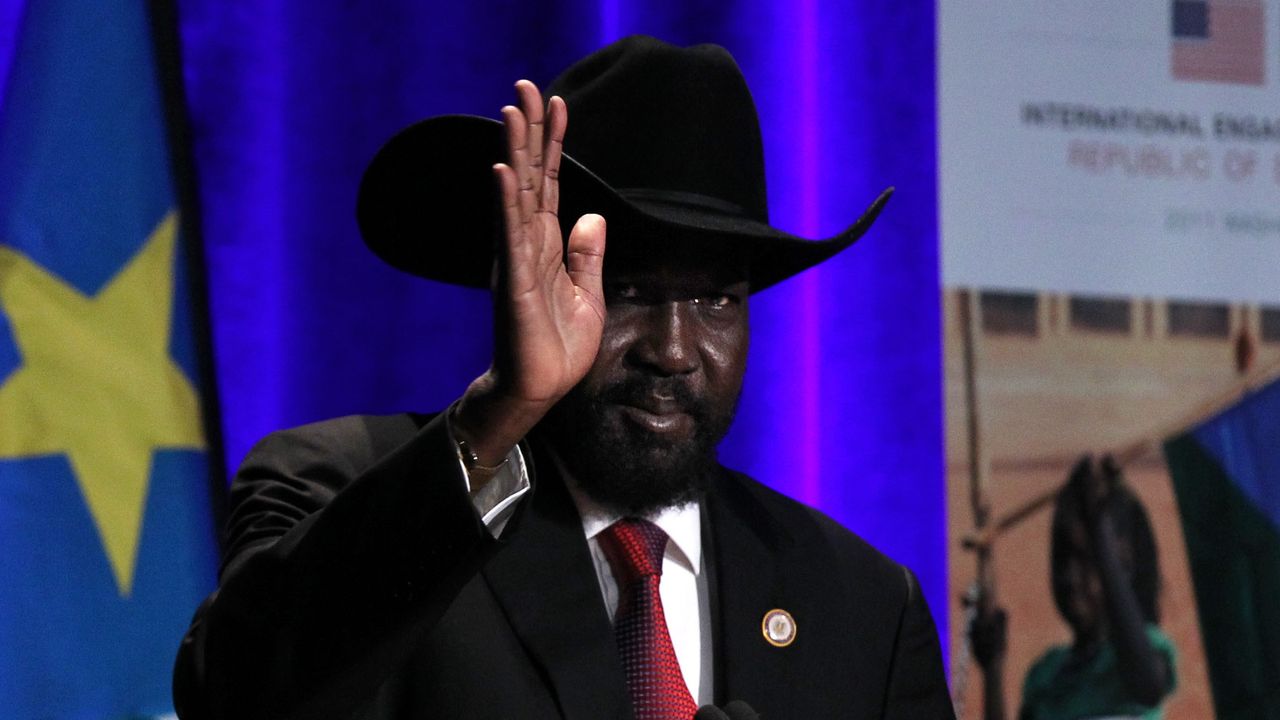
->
[543,242,750,515]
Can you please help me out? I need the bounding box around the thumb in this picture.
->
[566,213,606,310]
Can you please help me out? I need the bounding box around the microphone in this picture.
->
[695,701,761,720]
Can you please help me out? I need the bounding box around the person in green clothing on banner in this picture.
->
[973,455,1177,720]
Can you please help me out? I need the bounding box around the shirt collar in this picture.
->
[575,490,702,575]
[549,447,703,575]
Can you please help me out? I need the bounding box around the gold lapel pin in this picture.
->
[761,608,796,647]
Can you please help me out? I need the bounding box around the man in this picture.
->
[174,36,953,720]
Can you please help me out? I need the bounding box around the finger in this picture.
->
[566,213,606,318]
[502,104,536,221]
[494,163,535,294]
[540,95,566,218]
[531,96,566,275]
[516,80,546,199]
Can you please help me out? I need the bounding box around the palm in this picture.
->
[493,82,606,406]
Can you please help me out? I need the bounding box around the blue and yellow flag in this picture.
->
[0,0,219,717]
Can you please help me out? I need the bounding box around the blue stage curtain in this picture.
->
[0,0,954,650]
[0,0,945,651]
[0,0,946,665]
[170,0,946,644]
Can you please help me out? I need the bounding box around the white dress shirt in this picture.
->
[451,428,713,706]
[568,485,713,706]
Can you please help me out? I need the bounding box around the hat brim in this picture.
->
[356,115,892,292]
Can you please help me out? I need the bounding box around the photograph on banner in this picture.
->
[940,2,1280,719]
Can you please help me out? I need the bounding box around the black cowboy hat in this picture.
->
[357,35,891,292]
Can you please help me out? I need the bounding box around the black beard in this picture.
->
[540,375,737,516]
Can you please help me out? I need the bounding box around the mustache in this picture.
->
[595,376,706,417]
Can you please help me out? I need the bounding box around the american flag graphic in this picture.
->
[1171,0,1265,85]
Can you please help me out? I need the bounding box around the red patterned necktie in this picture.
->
[598,519,699,720]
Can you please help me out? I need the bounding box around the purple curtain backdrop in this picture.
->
[1,0,947,650]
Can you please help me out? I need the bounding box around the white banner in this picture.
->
[940,0,1280,303]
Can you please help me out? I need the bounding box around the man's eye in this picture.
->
[695,294,733,309]
[610,284,641,301]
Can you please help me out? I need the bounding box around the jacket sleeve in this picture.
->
[173,413,504,720]
[882,567,956,720]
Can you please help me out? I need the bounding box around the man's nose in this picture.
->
[633,301,698,376]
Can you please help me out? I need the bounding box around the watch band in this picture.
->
[456,437,507,475]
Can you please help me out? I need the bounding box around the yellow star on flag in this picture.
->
[0,210,205,596]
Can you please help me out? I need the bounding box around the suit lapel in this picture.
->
[707,469,787,704]
[481,441,632,720]
[707,471,824,716]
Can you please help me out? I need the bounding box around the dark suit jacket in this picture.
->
[174,412,954,719]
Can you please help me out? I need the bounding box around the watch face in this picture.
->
[457,438,479,469]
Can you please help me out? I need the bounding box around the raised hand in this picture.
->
[493,80,606,406]
[453,81,607,472]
